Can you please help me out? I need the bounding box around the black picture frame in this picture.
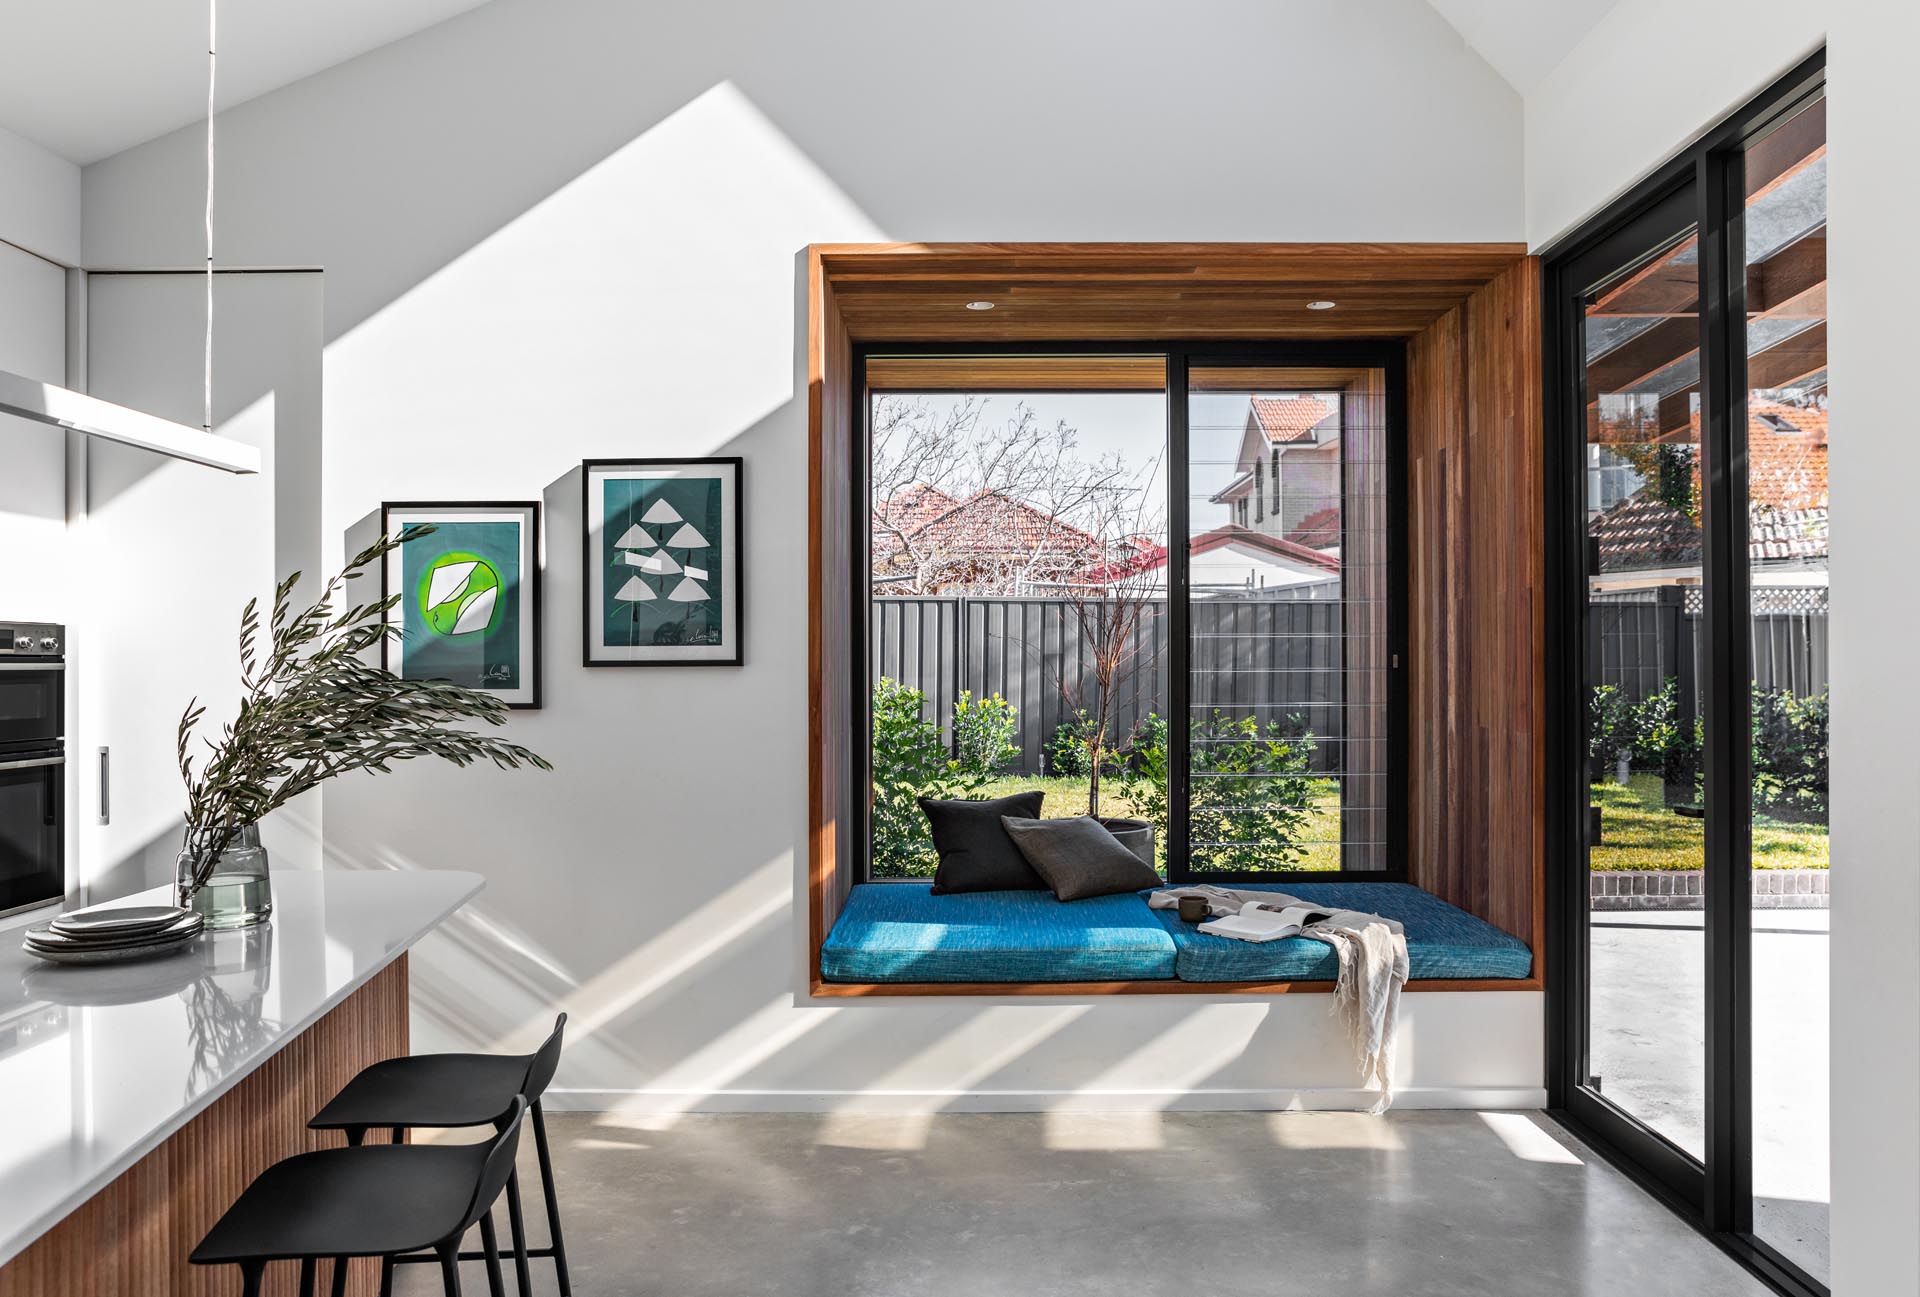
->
[580,457,745,667]
[380,500,543,710]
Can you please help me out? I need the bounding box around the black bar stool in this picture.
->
[309,1014,572,1297]
[192,1095,527,1296]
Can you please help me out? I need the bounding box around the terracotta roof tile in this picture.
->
[1249,396,1334,444]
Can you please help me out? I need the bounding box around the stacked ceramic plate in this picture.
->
[23,905,204,965]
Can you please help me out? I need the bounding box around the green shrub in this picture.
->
[1630,677,1700,793]
[1119,710,1317,871]
[1588,684,1631,769]
[1752,684,1827,823]
[1046,709,1123,779]
[952,690,1019,779]
[870,677,987,877]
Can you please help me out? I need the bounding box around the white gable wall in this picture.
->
[72,0,1537,1114]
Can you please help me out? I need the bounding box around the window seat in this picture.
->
[820,882,1533,986]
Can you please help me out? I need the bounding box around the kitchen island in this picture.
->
[0,869,482,1296]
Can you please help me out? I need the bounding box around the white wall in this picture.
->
[79,273,323,898]
[0,121,81,266]
[1523,0,1826,249]
[1530,4,1916,1291]
[76,0,1540,1110]
[1824,8,1920,1294]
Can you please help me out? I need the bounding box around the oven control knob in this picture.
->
[39,637,58,651]
[12,636,30,651]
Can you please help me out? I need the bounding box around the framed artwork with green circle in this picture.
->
[381,501,541,708]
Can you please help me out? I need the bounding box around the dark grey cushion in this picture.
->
[921,792,1047,893]
[1000,816,1164,901]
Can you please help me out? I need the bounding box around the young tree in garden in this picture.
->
[1043,454,1166,818]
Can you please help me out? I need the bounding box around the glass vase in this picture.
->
[176,823,274,929]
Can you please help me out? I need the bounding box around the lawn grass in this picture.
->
[974,774,1347,872]
[1588,772,1828,871]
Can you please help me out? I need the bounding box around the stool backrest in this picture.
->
[518,1012,567,1101]
[457,1094,528,1235]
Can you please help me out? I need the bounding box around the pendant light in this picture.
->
[0,0,258,474]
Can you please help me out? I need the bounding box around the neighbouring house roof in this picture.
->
[872,483,1103,589]
[1250,396,1335,445]
[1592,399,1829,574]
[1286,505,1342,549]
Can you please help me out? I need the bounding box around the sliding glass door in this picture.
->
[1547,51,1827,1297]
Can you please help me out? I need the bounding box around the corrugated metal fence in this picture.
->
[1589,586,1828,720]
[870,595,1344,774]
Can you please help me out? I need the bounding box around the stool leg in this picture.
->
[299,1256,318,1297]
[531,1100,572,1296]
[478,1211,507,1297]
[240,1260,267,1297]
[379,1257,396,1297]
[438,1242,464,1296]
[330,1255,350,1297]
[504,1170,534,1297]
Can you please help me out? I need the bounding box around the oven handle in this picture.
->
[0,661,63,671]
[0,755,64,771]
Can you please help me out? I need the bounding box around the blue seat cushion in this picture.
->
[821,883,1176,983]
[1149,882,1533,981]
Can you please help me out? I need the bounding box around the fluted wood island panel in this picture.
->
[0,961,406,1297]
[0,871,482,1297]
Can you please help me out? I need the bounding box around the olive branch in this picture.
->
[176,526,551,895]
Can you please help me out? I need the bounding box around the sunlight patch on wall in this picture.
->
[320,79,885,542]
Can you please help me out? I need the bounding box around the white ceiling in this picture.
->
[0,0,494,164]
[1424,0,1623,97]
[0,0,1622,168]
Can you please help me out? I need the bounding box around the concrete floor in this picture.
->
[1588,909,1830,1283]
[402,1110,1773,1297]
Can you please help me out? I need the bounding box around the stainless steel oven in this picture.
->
[0,622,64,916]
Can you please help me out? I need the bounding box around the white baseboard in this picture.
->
[544,1086,1549,1114]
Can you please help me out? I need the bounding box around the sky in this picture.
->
[874,390,1270,536]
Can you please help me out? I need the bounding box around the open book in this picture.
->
[1197,900,1337,944]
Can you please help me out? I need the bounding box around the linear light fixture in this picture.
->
[0,368,260,474]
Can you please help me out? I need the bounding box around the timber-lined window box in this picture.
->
[806,244,1547,997]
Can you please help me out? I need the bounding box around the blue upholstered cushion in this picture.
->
[1149,882,1533,981]
[820,883,1176,983]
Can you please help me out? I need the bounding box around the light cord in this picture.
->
[204,0,216,432]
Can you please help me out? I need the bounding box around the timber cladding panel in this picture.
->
[0,958,410,1297]
[1406,257,1547,961]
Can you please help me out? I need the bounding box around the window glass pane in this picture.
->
[1743,96,1829,1285]
[1582,231,1708,1159]
[864,356,1168,876]
[1185,367,1386,873]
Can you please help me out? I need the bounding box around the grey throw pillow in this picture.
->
[1000,816,1163,901]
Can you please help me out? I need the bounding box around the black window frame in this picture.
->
[850,339,1408,888]
[1541,46,1828,1297]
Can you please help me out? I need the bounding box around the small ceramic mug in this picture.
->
[1177,895,1211,924]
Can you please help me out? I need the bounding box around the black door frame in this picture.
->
[1541,47,1827,1297]
[849,339,1408,887]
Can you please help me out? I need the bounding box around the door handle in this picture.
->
[98,747,109,825]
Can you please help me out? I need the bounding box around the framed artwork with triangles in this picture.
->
[582,458,743,666]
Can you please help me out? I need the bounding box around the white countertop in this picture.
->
[0,869,482,1267]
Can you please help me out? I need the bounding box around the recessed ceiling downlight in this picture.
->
[965,300,996,311]
[1306,300,1338,311]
